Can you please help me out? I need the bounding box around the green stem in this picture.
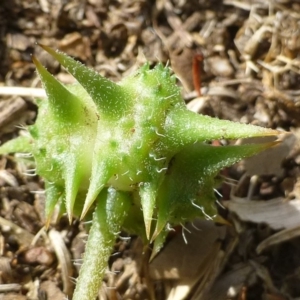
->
[72,188,131,300]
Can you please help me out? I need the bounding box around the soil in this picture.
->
[1,1,300,300]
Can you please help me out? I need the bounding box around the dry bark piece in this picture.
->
[39,280,66,300]
[170,47,195,92]
[70,231,86,273]
[0,257,13,283]
[48,229,74,298]
[18,246,55,266]
[0,170,18,187]
[6,33,33,51]
[58,32,91,61]
[12,201,41,234]
[206,56,234,78]
[0,217,34,248]
[111,238,148,298]
[0,97,28,136]
[0,293,25,300]
[33,192,46,225]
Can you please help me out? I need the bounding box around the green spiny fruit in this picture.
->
[0,45,278,300]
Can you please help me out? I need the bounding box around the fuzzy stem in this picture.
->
[72,188,131,300]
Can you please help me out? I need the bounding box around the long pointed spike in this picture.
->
[165,109,280,150]
[192,141,281,169]
[38,44,128,118]
[63,156,83,223]
[152,215,167,242]
[32,55,83,123]
[156,141,280,232]
[150,229,168,261]
[139,182,157,240]
[44,182,63,228]
[80,160,115,220]
[0,136,32,155]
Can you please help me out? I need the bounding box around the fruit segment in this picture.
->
[0,47,279,243]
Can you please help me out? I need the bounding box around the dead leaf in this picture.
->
[149,220,227,300]
[228,197,300,231]
[242,133,295,177]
